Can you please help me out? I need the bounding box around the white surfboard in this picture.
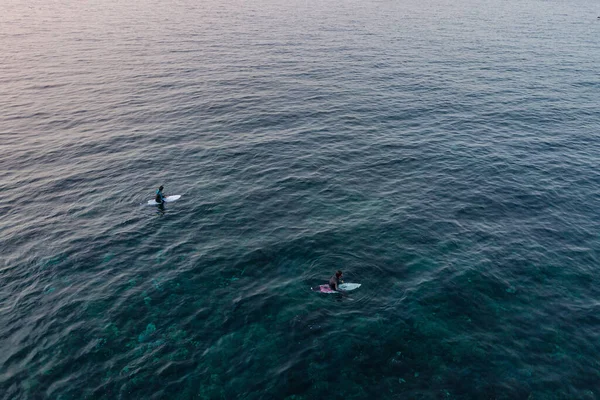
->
[313,283,361,293]
[147,195,181,205]
[339,283,361,291]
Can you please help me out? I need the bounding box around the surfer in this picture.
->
[329,270,343,291]
[155,186,166,204]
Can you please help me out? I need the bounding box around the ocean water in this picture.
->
[2,0,600,398]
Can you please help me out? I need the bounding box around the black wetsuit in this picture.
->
[155,190,165,203]
[329,275,340,290]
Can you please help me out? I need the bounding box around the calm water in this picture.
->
[2,0,600,398]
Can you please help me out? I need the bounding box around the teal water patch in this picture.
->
[102,253,115,263]
[138,323,156,343]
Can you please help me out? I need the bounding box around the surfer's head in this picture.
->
[159,186,164,191]
[336,270,343,278]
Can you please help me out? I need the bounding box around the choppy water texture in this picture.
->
[2,0,600,398]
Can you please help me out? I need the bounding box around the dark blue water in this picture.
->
[2,0,600,398]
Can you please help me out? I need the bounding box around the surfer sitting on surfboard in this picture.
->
[155,186,166,204]
[312,271,359,293]
[329,270,343,291]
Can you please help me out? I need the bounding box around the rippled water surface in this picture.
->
[2,0,600,398]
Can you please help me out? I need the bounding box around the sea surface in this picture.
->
[2,0,600,398]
